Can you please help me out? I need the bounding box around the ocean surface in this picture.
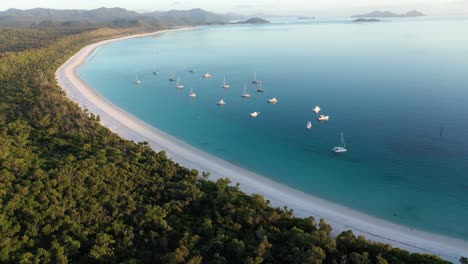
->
[79,17,468,240]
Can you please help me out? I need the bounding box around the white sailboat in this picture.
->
[203,73,212,78]
[135,74,141,85]
[306,121,312,129]
[268,97,278,104]
[217,99,226,106]
[241,85,251,98]
[189,88,197,97]
[176,78,184,89]
[252,72,261,84]
[332,131,347,153]
[222,77,230,88]
[169,72,176,82]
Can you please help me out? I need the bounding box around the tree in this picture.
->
[90,233,115,261]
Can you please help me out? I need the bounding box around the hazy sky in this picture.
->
[1,0,468,16]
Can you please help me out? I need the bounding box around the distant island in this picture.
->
[235,17,270,24]
[353,18,381,23]
[297,16,315,20]
[352,10,426,18]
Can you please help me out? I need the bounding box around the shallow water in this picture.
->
[79,17,468,240]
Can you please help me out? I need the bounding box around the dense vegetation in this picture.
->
[0,28,93,53]
[0,7,232,28]
[0,25,461,263]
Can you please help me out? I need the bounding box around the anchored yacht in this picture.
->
[318,115,330,121]
[250,112,260,117]
[268,97,278,104]
[189,88,197,97]
[332,132,347,153]
[313,106,321,114]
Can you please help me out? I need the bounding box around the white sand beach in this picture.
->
[56,28,468,263]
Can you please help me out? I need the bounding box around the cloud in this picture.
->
[449,0,468,4]
[235,4,256,9]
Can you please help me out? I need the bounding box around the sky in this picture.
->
[1,0,468,16]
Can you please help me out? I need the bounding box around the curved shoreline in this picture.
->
[55,28,467,262]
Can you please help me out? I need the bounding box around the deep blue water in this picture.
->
[79,17,468,240]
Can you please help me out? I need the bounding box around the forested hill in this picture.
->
[0,7,236,28]
[0,23,462,263]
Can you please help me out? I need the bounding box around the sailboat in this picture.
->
[203,73,212,78]
[152,64,159,75]
[176,78,184,89]
[189,68,196,73]
[257,81,265,92]
[252,72,261,84]
[222,77,230,88]
[306,121,312,129]
[332,132,347,153]
[241,85,251,98]
[135,75,141,85]
[169,73,176,82]
[217,99,226,106]
[189,88,197,97]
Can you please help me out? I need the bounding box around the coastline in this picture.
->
[55,28,467,262]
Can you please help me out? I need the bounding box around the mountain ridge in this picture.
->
[352,10,426,18]
[0,7,231,27]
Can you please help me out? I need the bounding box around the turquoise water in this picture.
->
[79,17,468,240]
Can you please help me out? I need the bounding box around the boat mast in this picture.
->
[341,132,346,148]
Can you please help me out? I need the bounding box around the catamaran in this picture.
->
[332,131,347,153]
[222,77,230,88]
[217,99,226,106]
[318,115,330,121]
[252,72,261,84]
[306,121,312,129]
[241,85,251,98]
[189,88,197,97]
[268,97,278,104]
